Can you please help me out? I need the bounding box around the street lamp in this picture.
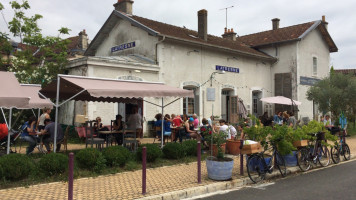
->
[210,70,225,86]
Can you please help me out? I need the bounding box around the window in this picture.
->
[183,87,198,115]
[313,57,317,76]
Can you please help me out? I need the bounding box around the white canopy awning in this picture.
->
[0,72,30,109]
[19,84,53,109]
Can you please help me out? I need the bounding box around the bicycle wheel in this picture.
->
[331,145,340,164]
[343,144,351,161]
[247,154,265,183]
[297,148,311,172]
[318,145,330,167]
[275,151,287,177]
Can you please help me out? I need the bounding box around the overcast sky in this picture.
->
[1,0,355,69]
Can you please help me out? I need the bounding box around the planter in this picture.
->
[226,139,242,155]
[212,143,226,157]
[293,140,308,147]
[247,155,271,172]
[241,143,262,154]
[206,157,234,180]
[283,151,298,166]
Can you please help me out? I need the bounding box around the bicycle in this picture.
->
[246,139,287,183]
[331,129,351,164]
[296,132,331,172]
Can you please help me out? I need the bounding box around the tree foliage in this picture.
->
[0,0,71,86]
[306,69,356,122]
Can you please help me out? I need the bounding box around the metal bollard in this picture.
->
[142,146,147,195]
[197,141,201,183]
[68,152,74,200]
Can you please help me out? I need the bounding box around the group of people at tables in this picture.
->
[153,113,246,148]
[21,108,64,155]
[92,105,143,145]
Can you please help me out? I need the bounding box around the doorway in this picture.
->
[117,101,143,122]
[252,90,262,117]
[221,89,233,122]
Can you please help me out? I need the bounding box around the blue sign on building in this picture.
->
[300,76,320,86]
[215,65,239,73]
[111,41,136,53]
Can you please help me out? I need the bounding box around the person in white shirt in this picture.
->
[218,119,230,139]
[127,106,143,138]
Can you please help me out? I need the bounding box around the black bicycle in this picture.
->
[331,129,351,164]
[296,132,330,172]
[246,139,287,183]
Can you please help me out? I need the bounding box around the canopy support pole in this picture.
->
[163,98,181,108]
[6,108,12,154]
[161,98,164,148]
[38,92,56,107]
[53,76,60,153]
[58,89,86,107]
[1,108,8,127]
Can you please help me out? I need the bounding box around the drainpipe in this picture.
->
[155,35,166,65]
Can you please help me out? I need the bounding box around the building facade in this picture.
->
[61,0,337,134]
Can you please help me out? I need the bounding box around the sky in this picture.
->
[1,0,355,69]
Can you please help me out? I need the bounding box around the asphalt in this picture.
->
[199,159,356,200]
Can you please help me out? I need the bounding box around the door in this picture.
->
[229,96,239,124]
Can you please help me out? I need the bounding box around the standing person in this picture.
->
[113,114,125,145]
[288,111,297,129]
[41,119,64,153]
[21,116,38,155]
[37,108,51,131]
[192,113,199,129]
[127,106,143,138]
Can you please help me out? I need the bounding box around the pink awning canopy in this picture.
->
[260,96,302,106]
[39,75,194,102]
[20,84,53,109]
[0,72,30,109]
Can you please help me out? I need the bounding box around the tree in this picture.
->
[306,69,356,123]
[0,0,71,86]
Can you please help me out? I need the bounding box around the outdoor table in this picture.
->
[98,130,136,147]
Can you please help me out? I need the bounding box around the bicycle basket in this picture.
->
[316,132,325,140]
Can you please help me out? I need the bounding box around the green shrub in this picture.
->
[0,154,33,180]
[162,143,185,159]
[182,140,198,156]
[136,144,162,162]
[76,148,106,172]
[102,146,131,167]
[38,153,68,175]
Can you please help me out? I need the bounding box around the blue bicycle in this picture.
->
[331,129,351,164]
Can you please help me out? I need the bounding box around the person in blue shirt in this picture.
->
[163,114,172,137]
[154,113,163,140]
[339,112,347,130]
[21,116,39,154]
[273,111,283,125]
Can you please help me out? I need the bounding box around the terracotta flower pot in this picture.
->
[226,139,242,155]
[212,143,226,157]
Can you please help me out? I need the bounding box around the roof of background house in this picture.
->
[237,21,338,52]
[334,69,356,76]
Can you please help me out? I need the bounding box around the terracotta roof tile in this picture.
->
[334,69,356,76]
[236,21,316,47]
[130,15,272,59]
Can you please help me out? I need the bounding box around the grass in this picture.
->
[0,148,209,190]
[347,122,356,136]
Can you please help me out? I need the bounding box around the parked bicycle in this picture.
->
[331,129,351,164]
[296,132,330,172]
[246,139,287,183]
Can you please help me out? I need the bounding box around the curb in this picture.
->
[136,154,355,200]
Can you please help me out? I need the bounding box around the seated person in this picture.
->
[94,116,109,132]
[113,115,124,145]
[185,117,201,141]
[237,124,246,140]
[172,114,183,127]
[226,122,237,139]
[41,119,64,153]
[154,113,163,140]
[163,114,172,137]
[217,119,230,139]
[21,116,39,155]
[200,118,212,148]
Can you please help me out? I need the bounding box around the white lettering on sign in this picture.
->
[216,65,239,73]
[111,41,136,53]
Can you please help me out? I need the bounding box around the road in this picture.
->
[199,160,356,200]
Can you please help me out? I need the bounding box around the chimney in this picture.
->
[198,9,208,41]
[113,0,134,15]
[78,29,88,50]
[272,18,280,30]
[222,28,237,41]
[321,15,328,30]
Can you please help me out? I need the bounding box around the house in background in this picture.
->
[61,0,338,134]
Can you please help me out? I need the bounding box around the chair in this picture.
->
[76,127,86,138]
[85,121,105,150]
[123,129,138,152]
[57,126,69,152]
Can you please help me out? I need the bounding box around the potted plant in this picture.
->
[270,125,297,166]
[204,130,234,181]
[226,123,244,155]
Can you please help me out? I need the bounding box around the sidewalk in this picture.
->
[1,136,356,200]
